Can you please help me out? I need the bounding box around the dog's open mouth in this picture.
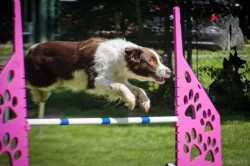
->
[150,74,165,84]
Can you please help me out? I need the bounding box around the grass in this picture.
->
[222,121,250,166]
[1,89,250,166]
[191,49,250,89]
[0,43,31,57]
[192,46,250,55]
[26,108,250,166]
[2,112,250,166]
[0,46,13,56]
[28,124,176,166]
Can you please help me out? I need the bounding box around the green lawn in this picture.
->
[26,108,250,166]
[24,88,250,166]
[28,124,176,166]
[1,89,250,166]
[0,43,31,57]
[2,108,250,166]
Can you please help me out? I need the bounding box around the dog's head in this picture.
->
[124,46,171,84]
[223,51,246,72]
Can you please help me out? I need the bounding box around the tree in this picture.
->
[135,0,144,42]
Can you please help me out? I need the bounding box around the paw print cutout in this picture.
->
[0,70,18,124]
[0,133,21,165]
[1,90,18,124]
[183,89,202,120]
[183,128,220,163]
[200,109,215,132]
[183,128,202,161]
[203,136,220,162]
[7,70,14,83]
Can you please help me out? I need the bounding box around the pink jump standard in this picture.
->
[0,1,222,166]
[174,7,222,166]
[0,0,29,165]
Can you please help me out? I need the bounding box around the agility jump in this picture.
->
[0,0,222,165]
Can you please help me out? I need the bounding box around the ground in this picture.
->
[25,107,250,166]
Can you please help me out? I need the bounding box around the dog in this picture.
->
[25,38,171,112]
[223,51,246,73]
[209,51,246,98]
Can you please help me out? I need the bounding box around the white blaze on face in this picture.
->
[148,49,171,78]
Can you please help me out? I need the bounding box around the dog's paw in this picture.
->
[136,88,150,112]
[139,100,150,112]
[124,95,136,110]
[118,86,136,110]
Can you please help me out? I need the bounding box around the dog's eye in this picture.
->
[149,58,156,64]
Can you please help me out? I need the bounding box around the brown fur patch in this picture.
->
[25,38,108,89]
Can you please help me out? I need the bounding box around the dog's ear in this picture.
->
[125,47,141,63]
[223,58,229,69]
[234,50,238,57]
[229,52,233,59]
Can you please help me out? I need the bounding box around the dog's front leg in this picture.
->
[124,81,150,112]
[95,77,136,110]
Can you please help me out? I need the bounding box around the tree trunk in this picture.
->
[135,0,143,42]
[186,0,192,67]
[164,10,173,72]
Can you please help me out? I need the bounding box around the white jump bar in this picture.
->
[27,116,178,126]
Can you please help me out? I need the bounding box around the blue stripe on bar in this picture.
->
[102,117,110,124]
[141,117,150,123]
[60,118,69,125]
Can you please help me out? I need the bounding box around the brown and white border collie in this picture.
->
[25,38,171,112]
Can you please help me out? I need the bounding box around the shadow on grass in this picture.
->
[218,108,250,124]
[26,88,174,115]
[26,88,250,126]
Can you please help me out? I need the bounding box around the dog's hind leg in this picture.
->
[27,85,51,134]
[28,86,52,104]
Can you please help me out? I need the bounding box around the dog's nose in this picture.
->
[165,69,171,77]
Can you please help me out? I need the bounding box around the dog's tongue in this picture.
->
[150,74,165,84]
[156,77,164,82]
[155,77,165,84]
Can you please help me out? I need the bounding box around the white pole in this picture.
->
[27,116,178,126]
[38,102,45,134]
[38,102,45,119]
